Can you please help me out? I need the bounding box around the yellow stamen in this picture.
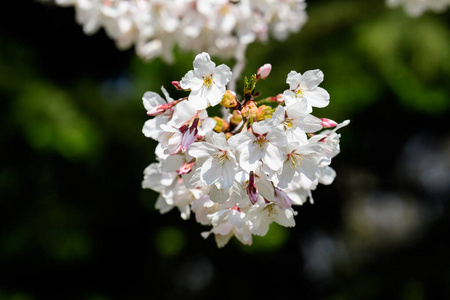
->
[295,85,307,98]
[283,118,296,130]
[203,75,213,89]
[253,135,269,149]
[213,151,228,165]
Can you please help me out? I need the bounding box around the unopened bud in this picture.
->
[180,118,199,153]
[176,159,196,175]
[320,118,338,128]
[247,171,258,205]
[243,75,257,95]
[241,100,258,119]
[213,116,230,133]
[172,81,189,91]
[256,63,272,80]
[230,110,242,126]
[220,90,239,109]
[146,99,181,116]
[256,105,273,121]
[276,93,284,104]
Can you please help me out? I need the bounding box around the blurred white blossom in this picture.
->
[387,0,450,17]
[48,0,308,61]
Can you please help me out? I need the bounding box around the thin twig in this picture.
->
[228,43,248,93]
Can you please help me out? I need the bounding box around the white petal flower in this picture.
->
[283,69,330,112]
[140,55,349,247]
[188,132,237,191]
[180,52,232,110]
[229,118,286,173]
[278,141,323,189]
[386,0,450,17]
[51,0,309,61]
[245,202,296,236]
[142,86,175,140]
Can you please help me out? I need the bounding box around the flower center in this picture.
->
[203,75,213,89]
[253,135,269,149]
[264,204,278,220]
[288,152,312,169]
[289,153,304,168]
[212,151,228,165]
[295,85,307,98]
[283,118,296,130]
[220,4,230,14]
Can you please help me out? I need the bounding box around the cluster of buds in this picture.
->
[141,52,349,247]
[52,0,308,61]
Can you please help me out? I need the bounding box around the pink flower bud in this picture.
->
[171,81,188,91]
[247,171,258,205]
[276,93,284,103]
[176,160,196,175]
[146,98,185,117]
[321,118,338,128]
[146,103,173,116]
[257,63,272,80]
[274,188,293,210]
[180,118,199,152]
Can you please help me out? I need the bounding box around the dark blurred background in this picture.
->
[1,0,450,299]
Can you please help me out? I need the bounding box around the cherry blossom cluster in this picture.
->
[53,0,307,61]
[141,52,349,247]
[386,0,450,17]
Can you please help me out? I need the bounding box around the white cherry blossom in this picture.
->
[228,118,287,173]
[283,69,330,112]
[48,0,308,62]
[142,86,175,140]
[180,52,232,110]
[141,53,348,247]
[386,0,450,17]
[188,132,238,191]
[245,202,297,236]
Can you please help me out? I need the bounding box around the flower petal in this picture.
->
[263,143,284,171]
[200,157,221,186]
[143,91,165,111]
[305,87,330,108]
[180,70,203,90]
[207,83,226,107]
[286,70,301,90]
[213,64,232,86]
[188,88,209,110]
[193,52,216,77]
[302,69,324,90]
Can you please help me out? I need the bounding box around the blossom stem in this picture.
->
[255,96,277,105]
[228,43,248,93]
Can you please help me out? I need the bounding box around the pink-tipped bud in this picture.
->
[180,118,199,152]
[146,103,172,116]
[247,171,258,205]
[230,110,243,127]
[274,188,293,210]
[176,160,196,175]
[321,118,338,128]
[276,93,284,104]
[256,105,273,121]
[212,116,230,133]
[220,90,239,109]
[171,81,189,91]
[257,63,272,80]
[232,205,242,212]
[241,100,258,119]
[147,99,184,117]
